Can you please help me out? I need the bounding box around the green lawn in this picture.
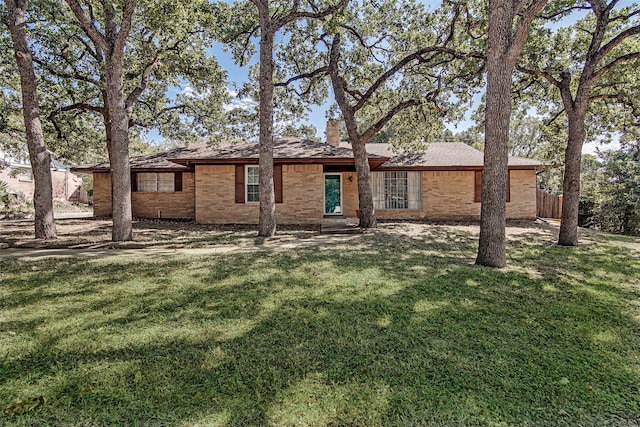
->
[1,224,639,426]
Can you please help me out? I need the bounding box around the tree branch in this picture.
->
[360,99,422,142]
[64,0,108,53]
[275,0,348,30]
[593,24,640,66]
[593,51,640,80]
[48,102,105,120]
[113,0,137,57]
[32,56,100,86]
[353,46,481,112]
[537,5,591,20]
[509,0,549,65]
[516,64,562,87]
[125,54,159,110]
[274,66,328,87]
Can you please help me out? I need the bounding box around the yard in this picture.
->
[1,220,639,426]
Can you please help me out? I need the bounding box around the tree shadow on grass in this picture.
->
[0,230,639,425]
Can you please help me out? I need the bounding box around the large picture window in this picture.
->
[246,165,260,203]
[372,171,422,210]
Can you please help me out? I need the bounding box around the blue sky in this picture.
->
[148,0,633,155]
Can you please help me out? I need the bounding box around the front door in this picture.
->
[324,174,342,215]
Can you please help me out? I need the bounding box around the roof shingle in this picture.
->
[170,137,385,162]
[339,141,543,168]
[73,138,543,173]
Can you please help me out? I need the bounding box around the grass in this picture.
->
[1,223,639,426]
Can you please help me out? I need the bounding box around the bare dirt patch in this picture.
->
[0,218,320,249]
[3,217,632,252]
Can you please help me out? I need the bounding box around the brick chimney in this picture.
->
[326,119,340,147]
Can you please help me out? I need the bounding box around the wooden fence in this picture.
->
[536,189,562,219]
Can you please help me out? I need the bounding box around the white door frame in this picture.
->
[323,173,343,215]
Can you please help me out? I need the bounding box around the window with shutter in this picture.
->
[246,166,259,203]
[235,165,283,203]
[134,172,176,192]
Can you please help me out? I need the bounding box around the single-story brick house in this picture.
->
[74,132,542,224]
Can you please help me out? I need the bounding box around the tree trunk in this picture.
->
[257,27,277,237]
[476,0,513,268]
[558,112,587,246]
[7,0,57,240]
[327,34,376,228]
[352,136,376,228]
[105,58,132,241]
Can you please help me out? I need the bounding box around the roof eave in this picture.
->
[169,157,389,166]
[71,166,194,173]
[375,164,543,171]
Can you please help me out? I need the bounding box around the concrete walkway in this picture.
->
[0,233,364,261]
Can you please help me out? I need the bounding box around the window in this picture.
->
[134,172,182,192]
[246,165,259,203]
[372,171,422,210]
[234,165,282,204]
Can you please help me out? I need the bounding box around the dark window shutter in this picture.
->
[474,171,482,202]
[235,165,245,203]
[131,172,138,192]
[174,172,183,192]
[475,170,510,203]
[274,164,283,203]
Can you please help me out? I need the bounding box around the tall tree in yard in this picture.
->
[3,0,57,239]
[228,0,347,237]
[63,0,136,241]
[475,0,547,267]
[276,0,483,228]
[30,0,226,161]
[516,0,640,246]
[34,0,226,241]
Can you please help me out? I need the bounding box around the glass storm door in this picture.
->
[324,174,342,215]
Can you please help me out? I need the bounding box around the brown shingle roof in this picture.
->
[170,137,386,164]
[339,141,543,169]
[72,146,204,173]
[74,138,542,173]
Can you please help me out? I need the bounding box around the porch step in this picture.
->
[321,217,361,234]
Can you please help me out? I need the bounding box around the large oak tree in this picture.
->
[221,0,346,237]
[517,0,640,246]
[3,0,56,239]
[63,0,137,241]
[28,0,226,241]
[475,0,547,267]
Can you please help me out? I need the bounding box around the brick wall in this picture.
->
[342,171,359,218]
[92,172,112,216]
[92,172,196,219]
[341,169,537,221]
[506,169,537,220]
[195,164,324,224]
[93,167,537,223]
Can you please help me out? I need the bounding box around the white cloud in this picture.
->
[582,139,621,156]
[223,95,258,112]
